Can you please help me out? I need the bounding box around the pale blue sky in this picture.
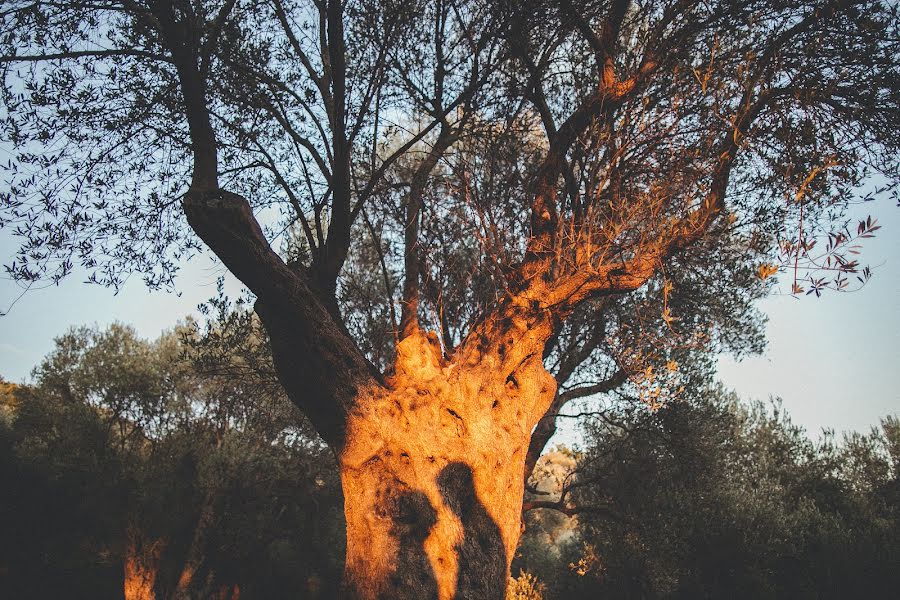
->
[716,197,900,434]
[1,197,897,437]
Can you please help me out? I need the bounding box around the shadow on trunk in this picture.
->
[386,490,439,599]
[437,462,506,600]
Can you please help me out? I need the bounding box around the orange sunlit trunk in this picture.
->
[339,330,556,599]
[124,529,165,600]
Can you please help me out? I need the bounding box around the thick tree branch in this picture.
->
[399,123,459,339]
[515,79,784,470]
[151,0,377,445]
[182,189,378,445]
[523,0,636,263]
[317,0,352,289]
[523,57,657,270]
[525,368,628,480]
[152,0,218,191]
[519,80,782,318]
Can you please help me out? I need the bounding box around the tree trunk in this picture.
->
[181,187,560,597]
[338,330,556,599]
[173,494,216,600]
[124,528,165,600]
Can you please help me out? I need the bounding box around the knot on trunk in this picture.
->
[182,188,250,221]
[184,187,245,207]
[394,329,446,383]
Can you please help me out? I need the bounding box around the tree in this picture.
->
[1,314,344,599]
[543,389,900,600]
[0,378,126,599]
[2,0,898,597]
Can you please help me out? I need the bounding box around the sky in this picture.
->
[1,197,897,439]
[716,197,900,435]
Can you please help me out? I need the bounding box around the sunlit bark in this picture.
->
[340,329,556,599]
[124,530,165,600]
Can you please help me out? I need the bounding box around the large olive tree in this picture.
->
[2,0,898,597]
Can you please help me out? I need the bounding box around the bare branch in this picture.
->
[0,48,171,63]
[525,368,629,480]
[522,498,623,521]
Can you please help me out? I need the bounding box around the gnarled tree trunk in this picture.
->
[163,0,655,593]
[339,329,556,599]
[185,194,567,597]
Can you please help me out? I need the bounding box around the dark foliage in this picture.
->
[0,300,344,599]
[516,387,900,599]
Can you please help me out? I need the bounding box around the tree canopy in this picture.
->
[517,388,900,599]
[0,308,343,599]
[2,0,897,322]
[2,0,896,457]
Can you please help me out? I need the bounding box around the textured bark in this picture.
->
[339,329,556,599]
[124,496,225,600]
[182,188,378,446]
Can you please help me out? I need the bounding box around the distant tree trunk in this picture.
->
[124,528,165,600]
[173,495,216,600]
[338,330,556,600]
[214,585,240,600]
[125,493,225,600]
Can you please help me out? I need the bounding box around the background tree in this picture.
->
[2,0,898,597]
[0,301,344,600]
[0,376,126,598]
[513,388,900,599]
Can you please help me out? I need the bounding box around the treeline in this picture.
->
[0,300,344,599]
[2,314,898,599]
[516,390,900,599]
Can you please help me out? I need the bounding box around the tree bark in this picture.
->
[172,493,217,600]
[338,329,556,599]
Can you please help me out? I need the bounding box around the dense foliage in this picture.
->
[517,387,900,599]
[0,307,343,599]
[4,0,894,492]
